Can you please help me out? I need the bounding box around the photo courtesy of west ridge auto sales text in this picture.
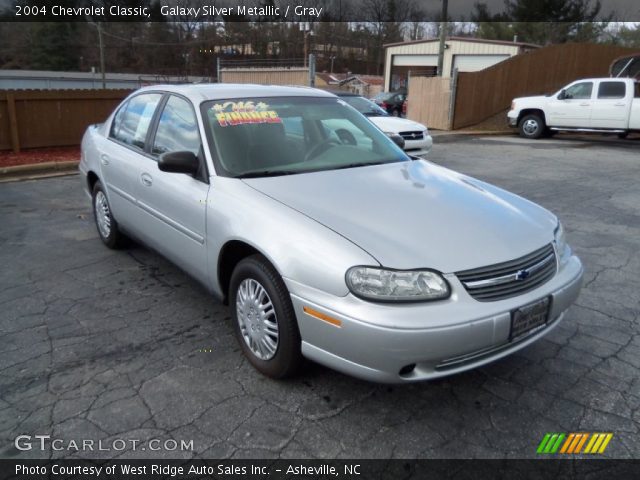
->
[0,0,639,479]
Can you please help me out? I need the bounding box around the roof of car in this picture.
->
[135,83,337,102]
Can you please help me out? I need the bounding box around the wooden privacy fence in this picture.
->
[407,76,452,131]
[452,43,640,129]
[219,68,309,86]
[0,89,131,152]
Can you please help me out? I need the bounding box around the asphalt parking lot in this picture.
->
[0,134,638,460]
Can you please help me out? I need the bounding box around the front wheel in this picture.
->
[229,255,303,378]
[518,113,545,139]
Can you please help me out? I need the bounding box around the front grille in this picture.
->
[399,130,424,140]
[456,244,556,302]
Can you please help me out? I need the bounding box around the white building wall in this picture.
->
[384,40,521,91]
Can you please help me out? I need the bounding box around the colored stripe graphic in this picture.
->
[538,433,613,455]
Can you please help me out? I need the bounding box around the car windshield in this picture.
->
[340,96,389,116]
[202,96,408,178]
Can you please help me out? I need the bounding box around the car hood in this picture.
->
[513,95,548,105]
[243,161,556,272]
[369,116,427,133]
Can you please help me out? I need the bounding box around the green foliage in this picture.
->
[472,0,610,44]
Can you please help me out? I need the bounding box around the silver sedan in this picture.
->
[80,84,583,383]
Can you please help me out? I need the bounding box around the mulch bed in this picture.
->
[0,146,80,168]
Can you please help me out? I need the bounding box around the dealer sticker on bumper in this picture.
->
[510,297,550,340]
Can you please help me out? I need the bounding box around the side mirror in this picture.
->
[158,151,199,175]
[558,89,567,100]
[387,133,405,149]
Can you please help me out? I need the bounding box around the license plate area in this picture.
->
[510,297,550,341]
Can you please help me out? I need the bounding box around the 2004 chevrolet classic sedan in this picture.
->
[80,84,583,383]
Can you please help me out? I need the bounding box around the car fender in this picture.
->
[206,176,380,298]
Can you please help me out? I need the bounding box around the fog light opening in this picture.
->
[399,364,416,376]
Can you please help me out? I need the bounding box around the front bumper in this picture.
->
[285,254,583,383]
[403,134,433,157]
[508,111,518,128]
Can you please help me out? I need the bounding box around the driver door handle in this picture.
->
[579,103,590,106]
[140,172,153,187]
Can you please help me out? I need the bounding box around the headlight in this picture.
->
[346,266,450,302]
[554,221,568,259]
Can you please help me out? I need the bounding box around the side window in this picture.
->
[152,95,201,156]
[110,93,162,150]
[598,81,626,99]
[564,82,593,100]
[109,101,127,139]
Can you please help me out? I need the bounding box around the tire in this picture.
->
[518,113,545,139]
[92,181,127,249]
[229,254,303,379]
[617,132,629,139]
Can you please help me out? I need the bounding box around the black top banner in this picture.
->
[0,0,637,22]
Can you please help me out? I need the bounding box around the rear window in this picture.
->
[597,81,626,99]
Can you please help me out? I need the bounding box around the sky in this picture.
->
[447,0,640,20]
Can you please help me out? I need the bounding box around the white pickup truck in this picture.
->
[508,78,640,139]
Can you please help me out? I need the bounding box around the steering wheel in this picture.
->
[335,128,357,146]
[305,138,341,161]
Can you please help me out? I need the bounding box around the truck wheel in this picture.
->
[518,114,545,139]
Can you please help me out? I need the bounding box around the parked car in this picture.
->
[336,92,432,156]
[508,78,640,139]
[80,84,583,383]
[373,91,406,116]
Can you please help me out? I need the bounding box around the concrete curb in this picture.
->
[431,130,513,143]
[0,161,79,183]
[0,161,79,182]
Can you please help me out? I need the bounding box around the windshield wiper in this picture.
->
[333,161,387,171]
[235,170,299,179]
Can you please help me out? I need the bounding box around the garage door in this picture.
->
[452,55,509,73]
[393,55,438,67]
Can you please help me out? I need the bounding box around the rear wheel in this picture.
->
[92,181,127,249]
[229,254,303,378]
[518,113,545,139]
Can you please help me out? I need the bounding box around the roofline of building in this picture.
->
[383,36,540,50]
[0,69,208,81]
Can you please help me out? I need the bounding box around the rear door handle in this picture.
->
[100,154,110,165]
[140,172,153,187]
[579,103,590,106]
[614,103,626,107]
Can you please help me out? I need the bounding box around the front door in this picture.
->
[547,81,594,128]
[134,94,210,285]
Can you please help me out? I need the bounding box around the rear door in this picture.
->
[590,80,631,129]
[547,81,593,128]
[99,92,163,230]
[134,94,210,285]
